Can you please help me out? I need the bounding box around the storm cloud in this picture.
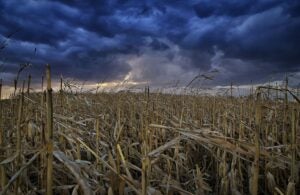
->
[0,0,299,87]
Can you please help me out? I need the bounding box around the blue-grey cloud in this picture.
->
[0,0,299,87]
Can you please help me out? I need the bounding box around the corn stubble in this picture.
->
[0,66,299,194]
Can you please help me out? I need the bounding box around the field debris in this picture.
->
[0,67,299,194]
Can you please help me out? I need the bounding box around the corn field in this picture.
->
[0,66,299,195]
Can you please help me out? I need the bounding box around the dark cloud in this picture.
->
[149,39,169,51]
[193,0,281,18]
[0,0,299,88]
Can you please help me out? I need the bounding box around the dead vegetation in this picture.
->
[0,66,299,195]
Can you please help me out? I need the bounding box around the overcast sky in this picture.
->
[0,0,299,88]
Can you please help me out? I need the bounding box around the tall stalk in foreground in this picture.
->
[286,108,298,195]
[251,89,261,195]
[0,79,6,189]
[46,65,53,195]
[15,81,25,194]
